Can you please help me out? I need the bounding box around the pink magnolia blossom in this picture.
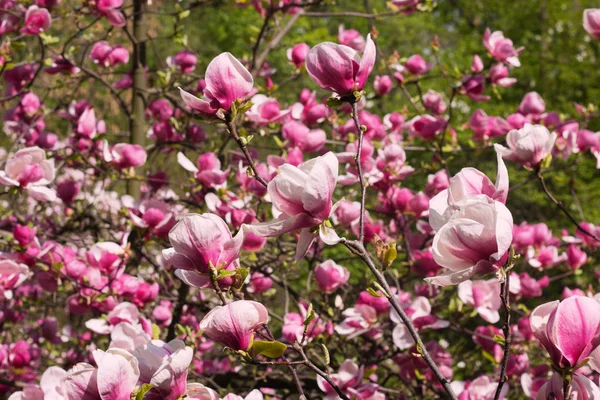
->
[483,28,523,66]
[469,109,511,141]
[314,260,350,293]
[537,372,600,400]
[134,339,193,400]
[65,348,140,400]
[8,366,67,400]
[404,54,431,75]
[0,259,29,300]
[199,300,268,351]
[46,57,79,75]
[89,41,129,67]
[427,195,513,286]
[565,244,587,270]
[337,24,365,51]
[245,152,339,260]
[85,302,139,335]
[458,279,502,323]
[246,94,290,125]
[584,9,600,40]
[129,199,176,237]
[167,50,198,73]
[496,124,557,167]
[287,43,310,68]
[391,295,449,350]
[247,272,273,295]
[407,115,446,140]
[429,146,508,224]
[177,152,230,187]
[490,63,517,87]
[109,322,151,353]
[179,53,253,119]
[530,296,600,370]
[335,304,379,338]
[453,375,508,400]
[222,390,264,400]
[373,75,393,96]
[20,6,51,35]
[104,143,147,169]
[305,34,376,96]
[423,90,447,115]
[472,54,484,73]
[518,92,546,116]
[282,121,326,152]
[0,146,56,201]
[462,74,490,101]
[163,213,243,288]
[94,0,126,27]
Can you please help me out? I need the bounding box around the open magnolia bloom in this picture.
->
[536,372,600,400]
[244,152,342,260]
[179,52,253,119]
[0,146,56,201]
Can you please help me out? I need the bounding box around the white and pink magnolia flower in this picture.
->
[337,24,366,51]
[186,383,220,400]
[0,259,29,300]
[8,366,68,400]
[496,124,557,168]
[245,152,340,260]
[314,260,350,293]
[458,279,502,323]
[129,199,176,237]
[584,9,600,40]
[246,94,290,125]
[0,146,56,201]
[483,28,523,67]
[179,53,253,119]
[199,300,269,351]
[177,152,230,188]
[305,34,376,96]
[536,372,600,400]
[65,348,140,400]
[287,43,310,68]
[335,304,378,339]
[391,295,449,350]
[452,375,508,400]
[134,339,193,400]
[163,213,243,288]
[530,296,600,370]
[103,142,147,169]
[20,5,51,35]
[85,302,140,335]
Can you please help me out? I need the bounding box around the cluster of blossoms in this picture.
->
[2,1,600,400]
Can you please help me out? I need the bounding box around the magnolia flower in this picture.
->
[104,142,147,169]
[496,124,557,167]
[305,34,376,96]
[199,300,269,351]
[287,43,310,68]
[427,195,513,286]
[453,375,508,400]
[314,260,350,293]
[0,146,56,201]
[518,92,546,115]
[163,213,243,288]
[134,339,194,400]
[0,259,29,300]
[483,28,523,67]
[21,6,51,35]
[94,0,126,27]
[530,296,600,370]
[537,372,600,400]
[8,366,67,400]
[65,348,140,400]
[282,121,326,153]
[246,94,290,125]
[85,302,139,335]
[245,152,340,260]
[178,152,230,188]
[584,9,600,40]
[167,50,198,73]
[338,24,366,51]
[179,53,253,119]
[429,146,509,228]
[391,296,449,350]
[458,280,502,323]
[222,390,264,400]
[89,41,129,67]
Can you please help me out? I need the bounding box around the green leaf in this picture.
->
[366,287,383,297]
[152,324,161,340]
[326,97,344,108]
[135,383,154,400]
[179,10,191,19]
[303,303,315,327]
[493,334,505,346]
[251,340,287,359]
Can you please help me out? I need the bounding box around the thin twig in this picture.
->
[225,120,268,188]
[494,270,512,400]
[351,102,367,243]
